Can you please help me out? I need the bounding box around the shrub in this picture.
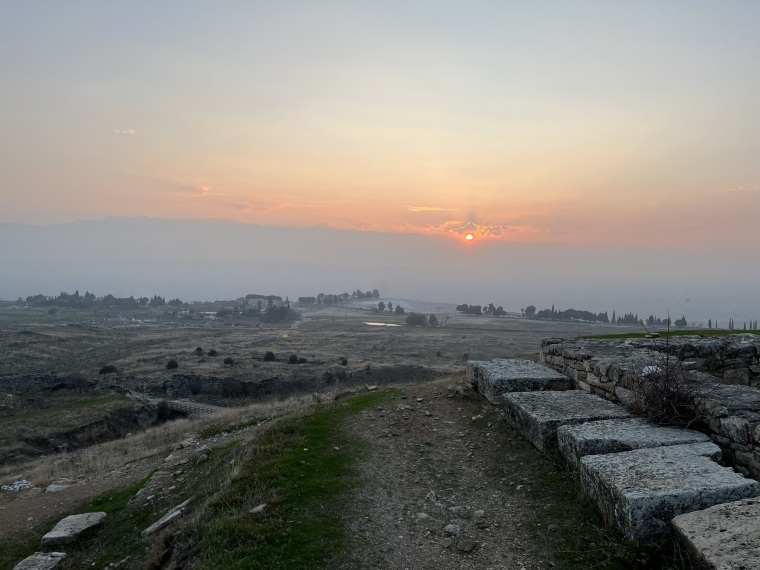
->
[635,341,707,427]
[195,347,204,355]
[405,312,427,327]
[99,365,119,375]
[166,359,179,370]
[288,354,298,364]
[223,357,235,366]
[297,357,308,364]
[339,357,348,366]
[263,351,276,362]
[208,349,218,357]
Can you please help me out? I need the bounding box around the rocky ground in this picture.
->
[2,375,643,570]
[333,376,615,570]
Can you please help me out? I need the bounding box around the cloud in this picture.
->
[710,183,759,193]
[406,206,461,212]
[235,199,281,213]
[398,219,544,240]
[174,185,213,198]
[113,129,136,135]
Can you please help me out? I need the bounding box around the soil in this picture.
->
[0,454,163,546]
[335,376,582,569]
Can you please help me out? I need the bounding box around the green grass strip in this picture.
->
[193,391,390,570]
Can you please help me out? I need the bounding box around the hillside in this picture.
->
[1,376,664,569]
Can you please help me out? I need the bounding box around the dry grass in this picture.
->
[0,393,317,487]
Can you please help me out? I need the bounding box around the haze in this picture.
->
[2,2,758,324]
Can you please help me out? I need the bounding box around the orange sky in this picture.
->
[2,2,759,248]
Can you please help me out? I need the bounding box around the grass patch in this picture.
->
[186,390,391,569]
[0,394,126,423]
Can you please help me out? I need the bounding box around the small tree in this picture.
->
[223,357,235,366]
[166,359,178,370]
[524,305,536,318]
[288,354,298,364]
[428,314,439,326]
[394,305,405,315]
[377,301,385,312]
[263,351,276,362]
[195,347,203,355]
[208,349,218,357]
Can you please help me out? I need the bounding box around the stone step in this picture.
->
[502,391,631,451]
[467,359,571,403]
[557,417,713,468]
[671,497,760,569]
[580,443,760,543]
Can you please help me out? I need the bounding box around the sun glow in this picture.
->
[465,233,474,241]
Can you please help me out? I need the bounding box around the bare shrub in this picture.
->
[633,332,710,427]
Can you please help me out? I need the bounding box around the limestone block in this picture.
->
[720,417,750,444]
[614,386,638,410]
[13,552,66,570]
[580,443,760,543]
[558,418,712,468]
[41,512,107,547]
[502,391,631,452]
[723,368,750,385]
[468,359,571,404]
[672,498,760,570]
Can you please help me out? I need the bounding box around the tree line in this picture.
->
[22,291,183,309]
[297,289,380,306]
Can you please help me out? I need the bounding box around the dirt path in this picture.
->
[336,376,599,570]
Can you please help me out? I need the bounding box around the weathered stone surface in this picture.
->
[502,391,631,451]
[580,443,760,543]
[41,512,107,547]
[557,418,712,467]
[13,552,66,570]
[720,417,750,444]
[671,497,760,570]
[141,499,191,537]
[723,368,750,385]
[467,359,571,403]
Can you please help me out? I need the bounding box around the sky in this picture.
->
[1,2,759,324]
[3,1,760,246]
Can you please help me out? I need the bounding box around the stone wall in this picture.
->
[539,334,760,479]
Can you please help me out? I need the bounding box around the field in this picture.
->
[0,303,643,465]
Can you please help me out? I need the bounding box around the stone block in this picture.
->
[13,552,65,570]
[723,368,750,385]
[41,512,107,547]
[467,359,571,404]
[558,418,712,468]
[501,391,631,451]
[672,498,760,570]
[580,443,760,543]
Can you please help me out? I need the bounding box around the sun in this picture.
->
[464,233,474,241]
